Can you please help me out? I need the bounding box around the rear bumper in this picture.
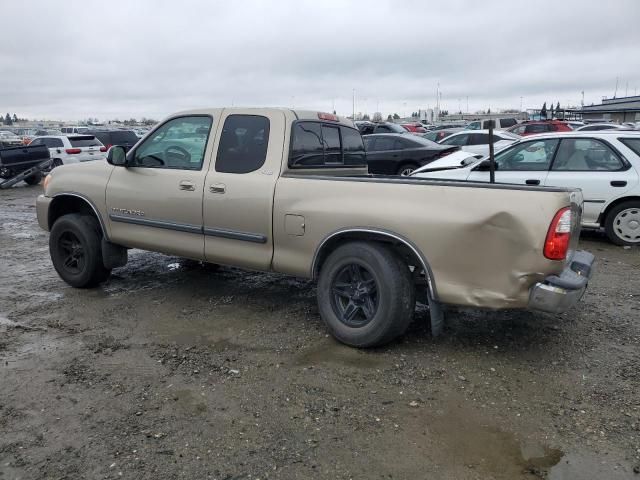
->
[528,250,595,314]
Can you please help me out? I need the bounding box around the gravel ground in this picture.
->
[1,183,639,480]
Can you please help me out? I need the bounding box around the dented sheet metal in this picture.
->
[273,176,582,309]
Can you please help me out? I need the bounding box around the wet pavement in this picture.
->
[1,183,639,479]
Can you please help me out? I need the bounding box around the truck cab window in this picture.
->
[133,116,212,170]
[216,115,270,174]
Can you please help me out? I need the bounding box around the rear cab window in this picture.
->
[620,138,640,156]
[68,136,102,147]
[289,121,365,168]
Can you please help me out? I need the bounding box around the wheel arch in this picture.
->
[48,193,109,240]
[311,227,438,300]
[598,195,640,225]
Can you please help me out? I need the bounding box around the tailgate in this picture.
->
[0,145,50,168]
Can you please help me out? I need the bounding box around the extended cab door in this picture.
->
[202,109,286,271]
[105,114,218,259]
[544,137,639,225]
[466,138,558,186]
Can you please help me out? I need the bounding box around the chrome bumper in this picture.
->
[529,250,595,314]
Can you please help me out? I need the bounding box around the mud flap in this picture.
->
[428,291,444,337]
[102,239,128,269]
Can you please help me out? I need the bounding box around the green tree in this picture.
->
[487,108,491,114]
[12,114,17,123]
[387,114,393,121]
[362,114,370,121]
[4,113,12,125]
[540,102,547,119]
[393,113,400,120]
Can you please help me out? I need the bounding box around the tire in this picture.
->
[397,163,418,176]
[604,201,640,246]
[317,241,415,348]
[24,172,43,185]
[51,159,63,169]
[49,214,111,288]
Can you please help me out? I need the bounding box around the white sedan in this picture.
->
[437,129,520,156]
[412,131,640,245]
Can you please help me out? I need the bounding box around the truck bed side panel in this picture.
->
[272,176,578,308]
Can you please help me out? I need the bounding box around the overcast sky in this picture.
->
[2,0,639,121]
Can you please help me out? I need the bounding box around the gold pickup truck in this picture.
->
[36,108,594,347]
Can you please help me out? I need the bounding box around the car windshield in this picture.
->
[500,131,521,140]
[404,136,442,148]
[385,123,407,133]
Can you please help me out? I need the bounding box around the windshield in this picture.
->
[405,136,442,148]
[386,123,407,133]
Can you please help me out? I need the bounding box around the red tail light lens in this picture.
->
[318,112,339,122]
[99,146,107,152]
[544,207,572,260]
[65,148,81,154]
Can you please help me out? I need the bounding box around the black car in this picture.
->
[355,121,408,135]
[87,129,140,152]
[363,133,458,176]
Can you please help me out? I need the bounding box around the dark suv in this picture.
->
[87,129,140,151]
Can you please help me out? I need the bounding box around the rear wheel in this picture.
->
[49,214,111,287]
[24,172,43,185]
[51,158,63,169]
[317,242,415,348]
[397,163,418,176]
[604,201,640,246]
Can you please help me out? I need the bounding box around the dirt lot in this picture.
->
[1,184,639,480]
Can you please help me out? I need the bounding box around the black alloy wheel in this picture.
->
[330,263,379,327]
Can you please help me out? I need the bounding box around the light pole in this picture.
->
[520,96,523,112]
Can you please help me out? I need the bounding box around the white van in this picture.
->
[466,118,518,130]
[60,126,90,134]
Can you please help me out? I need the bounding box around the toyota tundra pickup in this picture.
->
[36,108,594,347]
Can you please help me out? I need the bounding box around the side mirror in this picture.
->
[475,159,498,171]
[107,146,127,166]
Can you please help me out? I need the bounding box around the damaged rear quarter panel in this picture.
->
[272,177,573,309]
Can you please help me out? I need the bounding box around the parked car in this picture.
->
[0,143,50,186]
[61,126,90,134]
[422,128,465,142]
[37,108,593,348]
[413,131,640,245]
[437,129,520,156]
[507,120,572,136]
[357,122,409,135]
[87,129,140,152]
[566,121,585,130]
[0,131,24,147]
[29,135,107,168]
[466,118,519,130]
[364,133,459,175]
[401,123,428,134]
[576,123,634,132]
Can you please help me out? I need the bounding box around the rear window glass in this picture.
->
[69,136,102,147]
[620,138,640,157]
[499,118,517,128]
[289,122,365,168]
[111,131,139,144]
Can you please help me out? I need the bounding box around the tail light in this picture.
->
[99,146,107,152]
[544,207,572,260]
[106,144,112,150]
[65,148,82,154]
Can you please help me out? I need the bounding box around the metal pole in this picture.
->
[488,120,495,183]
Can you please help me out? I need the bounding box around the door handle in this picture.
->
[179,180,195,191]
[610,180,627,187]
[209,183,226,194]
[525,179,540,185]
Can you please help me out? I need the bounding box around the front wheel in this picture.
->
[49,214,111,287]
[317,242,415,348]
[604,201,640,246]
[397,163,418,176]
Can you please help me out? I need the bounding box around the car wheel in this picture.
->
[397,164,418,176]
[49,214,111,287]
[317,241,415,348]
[51,158,63,169]
[605,201,640,246]
[24,172,43,185]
